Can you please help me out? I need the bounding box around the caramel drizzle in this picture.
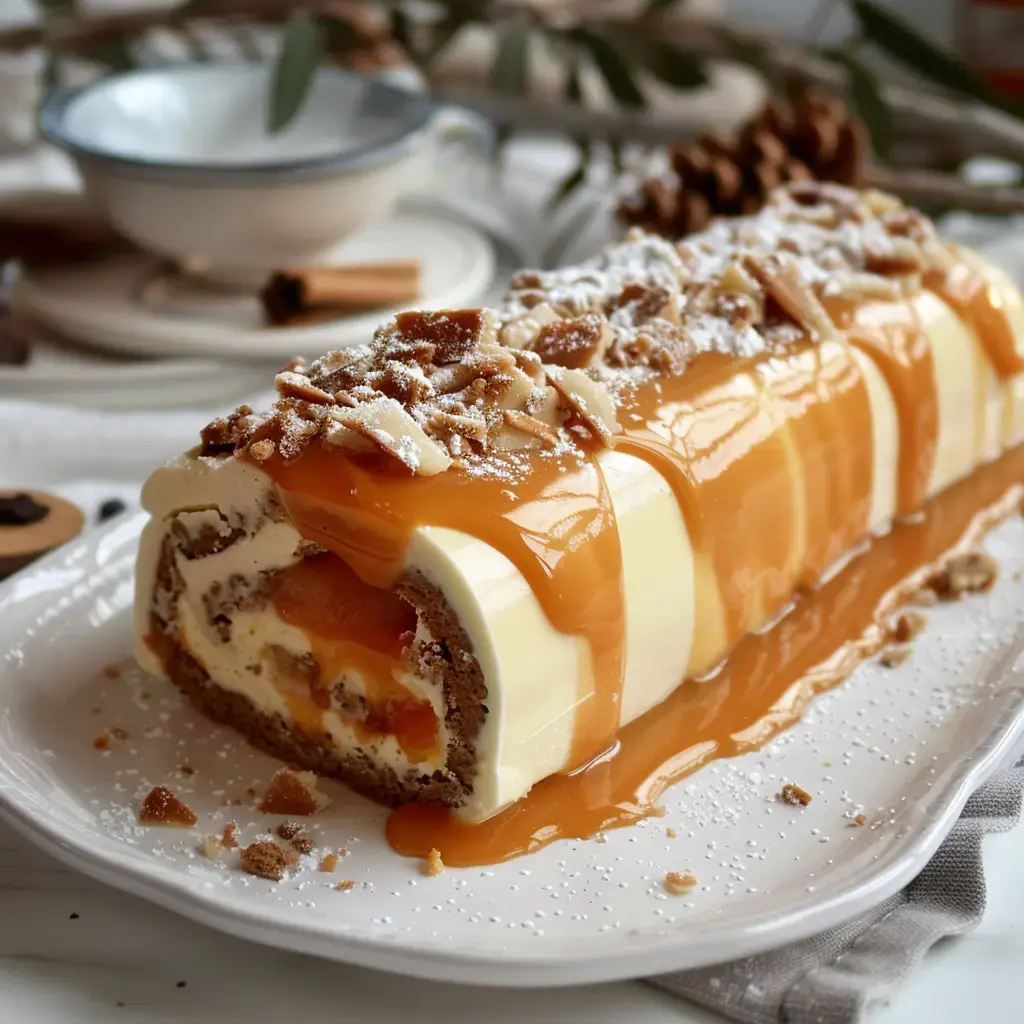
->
[252,250,1019,827]
[262,444,627,767]
[387,454,1024,866]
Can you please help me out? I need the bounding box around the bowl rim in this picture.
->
[38,63,439,185]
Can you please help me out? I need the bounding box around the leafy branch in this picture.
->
[9,0,1024,206]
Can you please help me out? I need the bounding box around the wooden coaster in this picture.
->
[0,491,86,580]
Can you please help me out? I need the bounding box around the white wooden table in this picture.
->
[1,816,1022,1023]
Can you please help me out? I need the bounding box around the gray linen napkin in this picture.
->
[649,757,1024,1024]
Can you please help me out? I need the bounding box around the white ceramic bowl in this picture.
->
[40,63,489,282]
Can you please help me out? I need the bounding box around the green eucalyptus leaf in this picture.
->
[422,11,469,65]
[390,7,412,51]
[564,55,582,105]
[715,26,784,92]
[94,39,135,73]
[608,136,625,174]
[231,24,265,63]
[322,15,359,53]
[573,29,645,108]
[833,50,892,158]
[637,40,707,90]
[34,0,76,13]
[548,163,587,209]
[40,47,61,92]
[490,11,531,97]
[268,11,323,135]
[179,25,212,61]
[852,1,1013,113]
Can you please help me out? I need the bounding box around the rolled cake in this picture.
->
[135,183,1024,823]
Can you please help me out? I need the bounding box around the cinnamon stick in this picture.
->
[261,261,422,326]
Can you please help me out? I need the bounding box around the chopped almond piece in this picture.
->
[139,786,198,828]
[663,871,697,895]
[424,848,445,877]
[202,835,223,860]
[222,822,240,849]
[888,610,926,643]
[927,551,997,599]
[259,768,331,816]
[779,783,812,807]
[274,821,302,841]
[240,840,297,881]
[248,438,276,462]
[319,853,339,873]
[880,645,912,669]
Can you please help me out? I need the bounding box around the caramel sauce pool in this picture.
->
[387,447,1024,866]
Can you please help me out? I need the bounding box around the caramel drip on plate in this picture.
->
[262,446,627,768]
[386,447,1024,866]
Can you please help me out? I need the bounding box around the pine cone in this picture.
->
[619,90,869,238]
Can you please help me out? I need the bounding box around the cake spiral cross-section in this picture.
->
[134,183,1024,824]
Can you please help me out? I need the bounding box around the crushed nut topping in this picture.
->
[926,551,998,599]
[779,783,812,806]
[258,768,331,816]
[887,610,927,644]
[663,870,698,895]
[139,786,197,828]
[424,848,445,877]
[880,645,912,669]
[196,183,951,478]
[240,840,298,881]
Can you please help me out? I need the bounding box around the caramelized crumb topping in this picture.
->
[880,645,912,669]
[336,880,356,891]
[222,822,240,849]
[197,183,947,479]
[424,848,445,877]
[202,835,223,860]
[240,840,298,881]
[274,820,303,841]
[663,870,697,895]
[319,852,339,873]
[139,786,198,828]
[779,783,812,806]
[926,551,997,599]
[259,768,331,816]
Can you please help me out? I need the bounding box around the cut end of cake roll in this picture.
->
[134,182,1024,826]
[135,452,492,811]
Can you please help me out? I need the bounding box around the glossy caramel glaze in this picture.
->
[386,445,1024,865]
[243,243,1021,861]
[263,445,626,767]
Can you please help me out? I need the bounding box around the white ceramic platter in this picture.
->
[13,207,496,363]
[1,513,1023,987]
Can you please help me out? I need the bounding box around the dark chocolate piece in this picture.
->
[0,493,49,526]
[99,498,127,522]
